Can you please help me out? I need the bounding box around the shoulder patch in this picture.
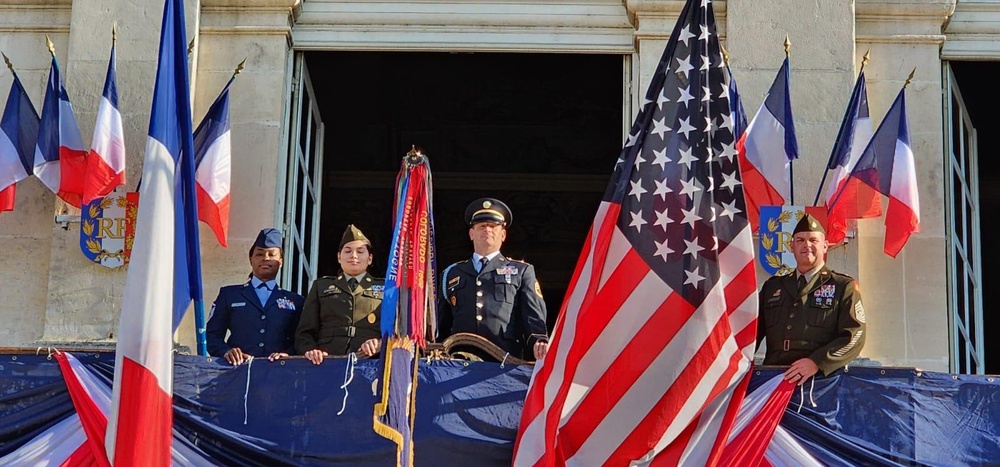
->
[534,280,543,298]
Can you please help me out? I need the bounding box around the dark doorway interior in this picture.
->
[948,61,996,374]
[304,52,624,334]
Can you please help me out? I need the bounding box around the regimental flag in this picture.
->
[106,0,203,464]
[513,0,758,464]
[824,70,878,244]
[33,52,89,208]
[828,83,919,258]
[375,151,437,466]
[193,78,233,247]
[0,67,40,215]
[83,41,126,204]
[737,57,799,233]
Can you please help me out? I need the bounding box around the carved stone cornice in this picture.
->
[0,1,71,34]
[855,0,956,45]
[624,0,726,41]
[942,0,1000,59]
[199,0,299,37]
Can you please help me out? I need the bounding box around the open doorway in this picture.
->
[303,51,626,333]
[946,61,993,374]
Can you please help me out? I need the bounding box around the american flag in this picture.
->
[513,0,758,465]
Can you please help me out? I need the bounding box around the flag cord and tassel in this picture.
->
[337,353,358,416]
[243,356,254,424]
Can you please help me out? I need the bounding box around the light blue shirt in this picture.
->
[472,252,501,272]
[250,276,277,307]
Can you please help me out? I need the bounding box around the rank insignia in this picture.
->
[855,302,866,323]
[534,281,543,298]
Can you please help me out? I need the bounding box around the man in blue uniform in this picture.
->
[756,214,866,384]
[438,198,549,361]
[206,228,305,365]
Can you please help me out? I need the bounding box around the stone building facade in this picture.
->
[1,0,989,373]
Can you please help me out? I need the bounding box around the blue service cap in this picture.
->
[249,228,283,257]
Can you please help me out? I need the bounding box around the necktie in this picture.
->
[348,277,359,291]
[797,275,807,293]
[479,257,489,273]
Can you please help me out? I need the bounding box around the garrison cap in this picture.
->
[793,213,826,236]
[340,224,372,251]
[465,198,512,227]
[250,228,283,258]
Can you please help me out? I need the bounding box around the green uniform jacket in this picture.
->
[756,266,866,376]
[295,273,383,356]
[437,254,548,360]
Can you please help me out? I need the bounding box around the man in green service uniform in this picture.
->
[756,213,866,385]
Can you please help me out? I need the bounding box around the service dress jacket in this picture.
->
[206,281,305,358]
[756,265,866,375]
[437,254,548,360]
[295,274,383,356]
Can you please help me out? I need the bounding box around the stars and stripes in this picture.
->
[0,67,40,215]
[513,0,757,464]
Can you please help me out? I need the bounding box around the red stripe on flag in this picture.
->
[54,353,109,467]
[539,248,651,464]
[112,357,172,467]
[554,293,693,459]
[884,196,919,258]
[0,184,14,213]
[83,150,125,204]
[605,314,742,464]
[196,185,229,247]
[57,146,89,208]
[721,379,795,465]
[61,442,97,467]
[737,137,783,234]
[703,366,753,466]
[825,174,881,244]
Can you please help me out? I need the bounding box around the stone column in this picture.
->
[0,1,72,346]
[855,0,955,371]
[176,0,298,349]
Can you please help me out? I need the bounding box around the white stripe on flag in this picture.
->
[742,106,790,199]
[194,129,231,202]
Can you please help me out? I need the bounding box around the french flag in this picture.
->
[737,57,799,232]
[828,84,919,258]
[106,0,203,464]
[824,70,877,243]
[83,42,126,204]
[33,54,89,208]
[194,80,233,247]
[0,69,40,214]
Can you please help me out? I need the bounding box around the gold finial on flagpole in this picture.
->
[784,34,791,57]
[861,47,871,71]
[904,67,916,88]
[721,44,731,68]
[113,22,117,44]
[188,38,195,56]
[2,52,13,73]
[232,58,247,78]
[45,35,56,57]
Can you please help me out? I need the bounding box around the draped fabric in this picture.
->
[1,356,998,466]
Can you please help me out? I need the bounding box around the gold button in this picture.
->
[476,315,483,321]
[476,280,482,286]
[476,302,483,308]
[786,325,792,330]
[476,291,483,297]
[789,314,795,318]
